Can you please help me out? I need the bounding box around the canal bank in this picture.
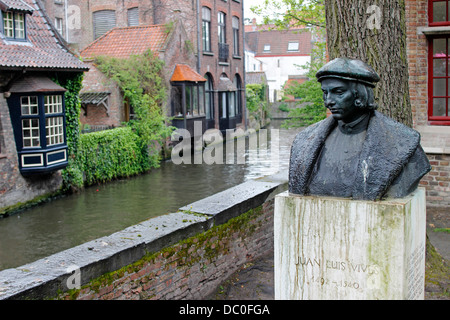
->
[0,120,298,299]
[0,122,297,271]
[0,173,288,300]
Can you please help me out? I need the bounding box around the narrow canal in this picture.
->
[0,121,299,270]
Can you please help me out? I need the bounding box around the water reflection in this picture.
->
[0,121,299,270]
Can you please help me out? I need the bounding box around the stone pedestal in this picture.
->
[274,188,427,300]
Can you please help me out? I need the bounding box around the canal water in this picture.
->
[0,121,300,270]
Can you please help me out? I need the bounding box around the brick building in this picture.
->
[42,0,246,135]
[79,21,196,131]
[0,0,87,210]
[406,0,450,206]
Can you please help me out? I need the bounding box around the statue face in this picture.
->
[321,78,367,123]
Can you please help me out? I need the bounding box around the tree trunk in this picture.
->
[324,0,412,127]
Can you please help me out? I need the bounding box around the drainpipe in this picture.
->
[182,83,187,130]
[65,0,69,42]
[196,0,201,73]
[241,2,247,131]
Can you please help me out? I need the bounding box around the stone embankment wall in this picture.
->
[0,175,286,300]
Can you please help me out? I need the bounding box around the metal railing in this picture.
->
[218,43,229,63]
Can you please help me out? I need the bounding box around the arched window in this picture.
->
[202,7,211,52]
[232,16,240,56]
[205,73,214,120]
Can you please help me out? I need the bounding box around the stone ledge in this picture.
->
[179,179,286,225]
[0,175,287,300]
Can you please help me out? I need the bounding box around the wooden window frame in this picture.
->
[1,10,27,41]
[428,35,450,125]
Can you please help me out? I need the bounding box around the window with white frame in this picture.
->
[55,17,63,36]
[202,7,211,52]
[45,95,63,114]
[218,12,226,44]
[2,11,25,40]
[21,96,40,148]
[263,44,271,52]
[45,95,64,146]
[22,118,40,148]
[232,16,240,56]
[288,41,299,52]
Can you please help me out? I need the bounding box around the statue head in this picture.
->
[316,58,380,123]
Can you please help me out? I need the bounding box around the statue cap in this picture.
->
[316,58,380,87]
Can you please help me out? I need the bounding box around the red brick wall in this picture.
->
[406,0,450,206]
[58,200,274,300]
[419,154,450,207]
[406,0,429,127]
[199,0,245,129]
[80,62,123,127]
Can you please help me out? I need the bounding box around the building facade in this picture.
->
[41,0,246,135]
[245,21,312,102]
[0,0,87,210]
[405,0,450,206]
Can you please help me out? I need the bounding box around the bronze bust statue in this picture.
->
[289,58,431,201]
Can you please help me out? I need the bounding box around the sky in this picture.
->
[243,0,267,23]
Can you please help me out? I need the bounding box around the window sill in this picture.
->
[203,52,214,56]
[419,26,450,35]
[232,55,242,59]
[416,124,450,154]
[219,62,229,66]
[0,153,7,159]
[173,115,206,120]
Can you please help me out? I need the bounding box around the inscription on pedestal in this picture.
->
[406,243,425,300]
[296,257,381,292]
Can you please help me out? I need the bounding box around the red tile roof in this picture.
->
[0,0,88,71]
[170,64,206,83]
[0,0,34,13]
[246,28,312,57]
[80,25,170,59]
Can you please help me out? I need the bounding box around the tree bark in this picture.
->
[324,0,412,127]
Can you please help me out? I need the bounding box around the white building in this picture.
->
[245,26,312,102]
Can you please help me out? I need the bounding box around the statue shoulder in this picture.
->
[371,111,420,144]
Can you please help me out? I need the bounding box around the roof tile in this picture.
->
[170,64,206,83]
[0,0,88,71]
[80,25,170,59]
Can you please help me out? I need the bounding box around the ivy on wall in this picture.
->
[79,127,150,185]
[55,50,174,192]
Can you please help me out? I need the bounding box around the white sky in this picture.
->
[243,0,267,23]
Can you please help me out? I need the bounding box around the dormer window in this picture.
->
[2,11,26,40]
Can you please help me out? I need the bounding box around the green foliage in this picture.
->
[278,103,290,112]
[282,75,326,128]
[59,50,174,191]
[52,73,83,156]
[51,73,84,191]
[251,0,325,30]
[246,83,269,120]
[65,50,174,186]
[79,127,151,185]
[95,49,174,150]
